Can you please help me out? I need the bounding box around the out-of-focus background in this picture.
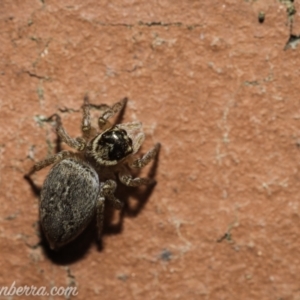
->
[1,0,300,299]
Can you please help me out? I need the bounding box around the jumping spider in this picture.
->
[26,97,160,250]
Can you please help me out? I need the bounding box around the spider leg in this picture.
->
[118,143,160,186]
[48,114,86,151]
[81,95,97,139]
[96,180,123,239]
[25,150,74,177]
[101,180,123,209]
[119,171,156,187]
[129,143,160,168]
[131,132,145,154]
[96,194,105,239]
[117,121,143,132]
[98,98,127,131]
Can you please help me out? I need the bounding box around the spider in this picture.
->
[26,97,160,250]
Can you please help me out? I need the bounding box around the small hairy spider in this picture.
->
[26,97,160,250]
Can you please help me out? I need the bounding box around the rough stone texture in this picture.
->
[1,0,300,299]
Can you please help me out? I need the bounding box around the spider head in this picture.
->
[89,126,133,166]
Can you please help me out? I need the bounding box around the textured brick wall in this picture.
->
[1,1,300,299]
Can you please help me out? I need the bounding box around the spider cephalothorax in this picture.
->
[87,126,134,166]
[26,97,160,249]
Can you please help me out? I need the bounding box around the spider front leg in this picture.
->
[81,96,98,139]
[96,180,123,238]
[48,114,86,151]
[117,121,143,132]
[98,98,127,131]
[129,143,161,168]
[119,172,156,187]
[119,143,160,187]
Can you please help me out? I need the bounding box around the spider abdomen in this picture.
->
[40,158,99,249]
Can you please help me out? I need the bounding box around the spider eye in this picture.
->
[98,128,133,161]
